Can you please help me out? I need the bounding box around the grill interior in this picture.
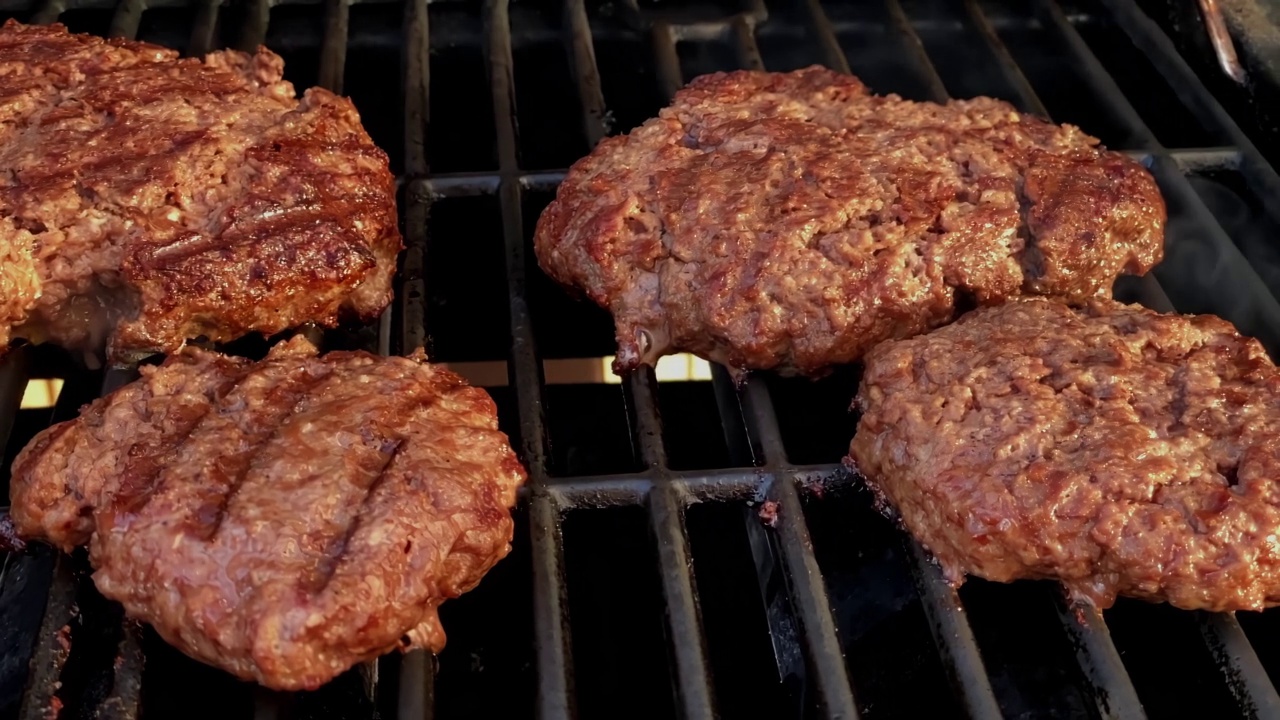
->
[4,0,1280,718]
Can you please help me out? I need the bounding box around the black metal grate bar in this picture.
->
[403,0,428,177]
[905,538,1004,720]
[91,369,145,720]
[480,0,576,718]
[318,0,350,93]
[96,622,144,720]
[667,17,862,717]
[397,648,433,720]
[883,0,947,102]
[1200,612,1280,719]
[360,143,1246,202]
[564,0,606,148]
[800,0,850,75]
[741,383,859,720]
[965,0,1048,117]
[1096,0,1280,226]
[188,0,218,56]
[628,368,719,719]
[399,0,429,356]
[19,553,76,720]
[1056,602,1147,720]
[811,10,1007,716]
[108,0,143,39]
[17,367,110,720]
[239,0,270,53]
[731,14,763,72]
[29,0,60,25]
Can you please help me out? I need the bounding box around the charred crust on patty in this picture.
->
[534,66,1164,376]
[9,340,526,689]
[0,21,401,361]
[850,297,1280,612]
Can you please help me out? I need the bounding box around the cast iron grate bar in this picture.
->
[189,0,219,56]
[608,15,734,717]
[1021,5,1280,716]
[318,0,350,93]
[651,17,862,719]
[1031,0,1280,357]
[1096,0,1280,225]
[92,368,145,720]
[239,0,270,53]
[904,537,1003,720]
[19,552,76,720]
[801,0,851,75]
[582,5,720,706]
[965,0,1048,117]
[883,0,947,101]
[565,0,606,148]
[1200,612,1280,719]
[481,1,575,718]
[792,5,1006,715]
[384,143,1246,200]
[739,381,859,720]
[108,0,143,39]
[1056,602,1147,720]
[628,369,718,719]
[16,367,114,720]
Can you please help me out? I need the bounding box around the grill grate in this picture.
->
[4,0,1280,718]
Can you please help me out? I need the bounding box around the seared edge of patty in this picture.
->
[10,337,526,689]
[0,21,401,360]
[534,67,1164,375]
[849,297,1280,611]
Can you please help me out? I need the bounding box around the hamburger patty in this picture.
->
[850,298,1280,611]
[0,21,401,361]
[10,337,526,689]
[535,66,1165,376]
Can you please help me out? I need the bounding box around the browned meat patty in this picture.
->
[0,21,401,362]
[535,67,1165,376]
[9,337,525,689]
[850,297,1280,612]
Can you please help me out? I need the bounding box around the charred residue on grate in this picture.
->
[801,482,962,718]
[958,580,1102,720]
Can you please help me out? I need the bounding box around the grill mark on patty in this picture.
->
[10,341,528,689]
[1013,173,1042,287]
[109,358,254,519]
[190,359,334,541]
[0,22,402,361]
[306,436,408,596]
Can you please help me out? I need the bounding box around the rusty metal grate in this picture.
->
[4,0,1280,718]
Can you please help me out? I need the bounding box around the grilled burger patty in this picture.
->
[535,66,1165,376]
[10,337,526,689]
[850,298,1280,612]
[0,21,401,362]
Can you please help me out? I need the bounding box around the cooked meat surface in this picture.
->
[850,298,1280,612]
[0,21,401,362]
[535,66,1165,376]
[10,338,525,689]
